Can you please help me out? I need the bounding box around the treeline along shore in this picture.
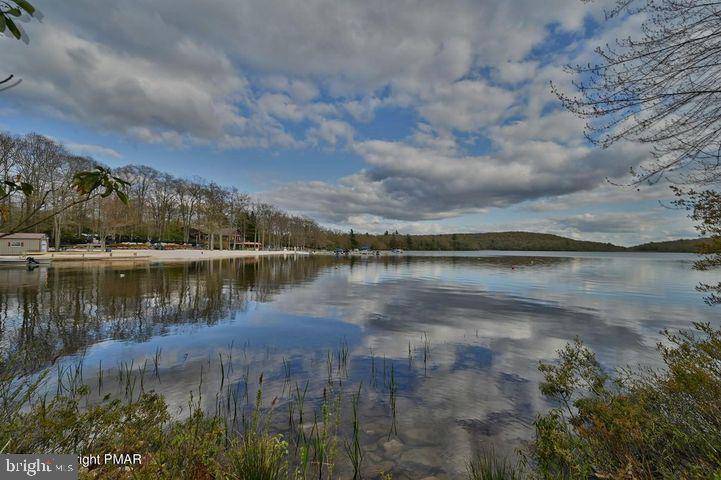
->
[345,230,712,253]
[0,131,707,253]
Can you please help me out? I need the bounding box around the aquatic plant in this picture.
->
[407,340,413,369]
[369,347,376,387]
[467,449,525,480]
[422,331,431,376]
[97,361,103,392]
[0,369,295,479]
[343,383,364,480]
[219,352,226,391]
[153,347,162,380]
[230,375,288,480]
[229,432,288,480]
[387,363,398,438]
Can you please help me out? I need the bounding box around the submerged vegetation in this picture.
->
[0,357,343,479]
[3,321,721,478]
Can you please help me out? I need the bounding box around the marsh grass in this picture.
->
[0,376,301,479]
[153,347,162,380]
[387,363,398,439]
[467,449,525,480]
[422,332,431,376]
[230,376,289,480]
[0,347,366,480]
[343,383,363,480]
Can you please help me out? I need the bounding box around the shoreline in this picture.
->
[7,249,310,264]
[144,249,310,262]
[1,248,697,267]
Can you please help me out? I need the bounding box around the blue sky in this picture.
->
[0,0,695,245]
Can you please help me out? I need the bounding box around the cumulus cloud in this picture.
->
[464,209,694,246]
[307,119,354,147]
[523,182,673,213]
[417,80,517,131]
[555,212,661,235]
[493,61,540,84]
[0,0,609,148]
[3,0,673,241]
[266,122,651,223]
[551,211,696,244]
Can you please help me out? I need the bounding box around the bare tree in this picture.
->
[174,178,204,244]
[0,133,128,238]
[556,0,721,185]
[558,0,721,303]
[1,132,338,250]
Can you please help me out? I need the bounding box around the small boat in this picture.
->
[391,249,404,254]
[0,256,52,265]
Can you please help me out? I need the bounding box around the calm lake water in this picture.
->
[1,252,718,478]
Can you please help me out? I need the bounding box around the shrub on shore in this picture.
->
[1,391,224,479]
[529,322,721,479]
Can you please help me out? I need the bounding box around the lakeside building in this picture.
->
[190,227,263,250]
[0,233,49,255]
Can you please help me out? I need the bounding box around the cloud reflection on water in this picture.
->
[0,253,717,477]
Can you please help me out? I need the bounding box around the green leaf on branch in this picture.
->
[1,1,35,40]
[72,167,129,204]
[115,189,129,205]
[2,180,33,196]
[13,0,35,15]
[5,17,21,39]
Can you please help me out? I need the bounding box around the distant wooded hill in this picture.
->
[630,238,714,253]
[341,231,710,253]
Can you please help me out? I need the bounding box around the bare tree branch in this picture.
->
[556,0,721,186]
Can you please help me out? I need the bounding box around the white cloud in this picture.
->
[307,119,354,147]
[418,80,517,131]
[3,0,678,243]
[266,125,651,223]
[0,0,612,149]
[65,142,123,160]
[493,61,539,84]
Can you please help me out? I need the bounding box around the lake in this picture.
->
[1,252,718,478]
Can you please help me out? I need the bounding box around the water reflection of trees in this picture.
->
[343,254,570,270]
[0,255,570,374]
[0,256,336,373]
